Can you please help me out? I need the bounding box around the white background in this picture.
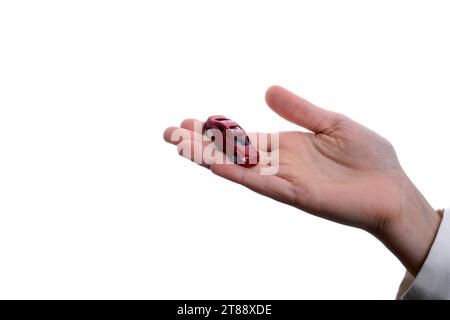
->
[1,1,449,299]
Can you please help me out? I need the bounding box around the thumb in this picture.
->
[265,85,342,133]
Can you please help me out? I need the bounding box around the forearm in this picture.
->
[377,175,442,276]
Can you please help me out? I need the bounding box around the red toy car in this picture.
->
[203,115,259,167]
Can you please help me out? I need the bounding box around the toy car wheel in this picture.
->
[233,153,246,165]
[204,128,213,140]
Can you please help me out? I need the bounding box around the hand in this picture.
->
[163,85,441,276]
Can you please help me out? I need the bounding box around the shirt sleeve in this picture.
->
[398,208,450,300]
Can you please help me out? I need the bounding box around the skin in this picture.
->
[163,85,442,276]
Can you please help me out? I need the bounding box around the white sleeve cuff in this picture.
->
[399,208,450,299]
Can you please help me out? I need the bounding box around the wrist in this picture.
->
[376,175,442,276]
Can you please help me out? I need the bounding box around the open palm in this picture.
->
[165,86,405,234]
[164,85,439,275]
